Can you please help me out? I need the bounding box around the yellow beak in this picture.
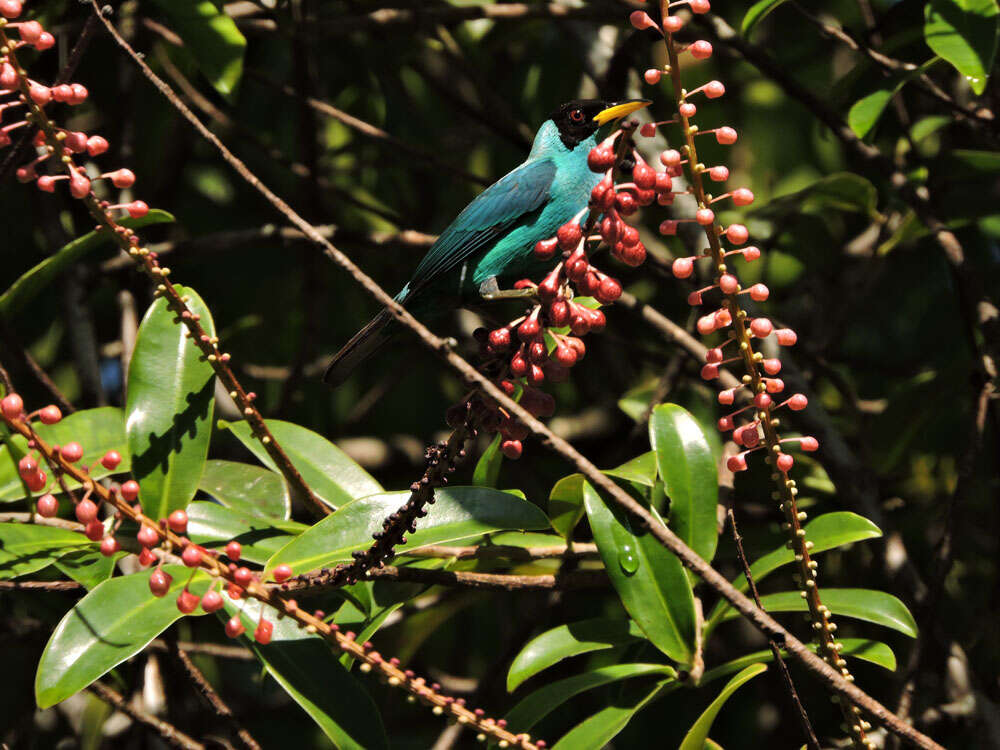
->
[593,99,652,126]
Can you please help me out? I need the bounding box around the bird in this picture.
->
[323,98,650,387]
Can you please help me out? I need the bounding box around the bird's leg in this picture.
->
[478,276,538,301]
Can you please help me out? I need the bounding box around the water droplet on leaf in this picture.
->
[619,544,639,575]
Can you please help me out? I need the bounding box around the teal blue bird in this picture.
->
[324,98,650,386]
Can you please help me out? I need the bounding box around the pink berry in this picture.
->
[86,136,109,156]
[763,358,783,375]
[167,509,188,534]
[138,547,156,567]
[749,283,769,301]
[37,176,57,193]
[0,1,23,19]
[704,81,725,99]
[26,470,46,492]
[126,201,149,218]
[629,11,658,31]
[716,127,738,145]
[640,123,657,138]
[18,455,37,477]
[679,102,696,118]
[36,493,58,517]
[149,569,172,597]
[705,348,723,363]
[34,31,55,51]
[659,149,681,167]
[691,0,711,13]
[176,589,199,614]
[644,69,661,85]
[725,224,749,244]
[776,453,794,472]
[800,437,820,452]
[38,405,62,424]
[182,545,202,568]
[701,363,720,380]
[18,21,42,44]
[775,328,798,346]
[100,450,122,470]
[727,454,748,472]
[75,498,99,524]
[788,394,808,411]
[58,442,83,463]
[765,378,785,394]
[501,440,523,459]
[696,314,717,335]
[1,393,22,419]
[690,40,713,59]
[717,415,734,431]
[85,519,104,541]
[719,274,739,294]
[100,536,120,557]
[29,83,51,105]
[120,480,140,501]
[68,84,88,105]
[695,208,715,225]
[663,15,684,32]
[742,246,761,261]
[234,566,253,587]
[587,146,615,172]
[254,619,273,644]
[137,525,158,548]
[110,168,136,188]
[754,392,772,409]
[273,564,293,583]
[659,219,678,236]
[718,389,737,405]
[709,166,729,182]
[200,589,224,612]
[52,85,74,103]
[732,188,754,206]
[225,616,245,638]
[750,318,773,337]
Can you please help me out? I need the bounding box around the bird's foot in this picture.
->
[479,277,538,302]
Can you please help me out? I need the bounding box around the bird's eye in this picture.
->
[569,109,584,122]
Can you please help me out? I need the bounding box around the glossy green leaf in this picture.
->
[148,0,247,99]
[679,664,767,750]
[473,433,503,488]
[742,0,790,36]
[35,565,211,707]
[0,523,93,579]
[552,678,672,750]
[506,664,675,730]
[583,481,696,664]
[55,548,123,591]
[764,173,880,219]
[187,501,305,565]
[198,459,290,520]
[220,595,387,749]
[706,512,882,630]
[717,589,918,637]
[649,404,719,565]
[126,285,215,520]
[0,408,128,501]
[849,83,903,139]
[507,617,646,692]
[925,0,998,95]
[604,451,658,487]
[548,473,585,540]
[0,212,174,321]
[266,486,549,576]
[701,638,897,684]
[222,419,382,510]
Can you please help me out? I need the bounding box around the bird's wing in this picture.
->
[405,157,557,296]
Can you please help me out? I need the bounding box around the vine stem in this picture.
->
[82,5,943,746]
[0,405,543,750]
[658,6,870,746]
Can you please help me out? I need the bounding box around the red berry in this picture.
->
[149,568,172,597]
[120,480,140,501]
[548,300,571,327]
[25,471,46,492]
[126,201,149,219]
[633,163,656,190]
[500,440,523,459]
[227,582,244,600]
[528,364,546,385]
[100,450,122,470]
[85,519,104,541]
[86,136,109,156]
[556,222,582,251]
[517,317,541,341]
[234,567,253,587]
[137,525,159,548]
[38,405,62,425]
[100,536,120,557]
[615,192,637,215]
[75,498,99,524]
[18,455,38,478]
[1,393,23,420]
[533,237,559,260]
[528,340,547,363]
[587,146,615,172]
[225,616,245,638]
[110,169,136,189]
[554,344,577,367]
[488,328,511,350]
[69,173,91,199]
[225,541,242,561]
[254,619,273,644]
[182,545,202,567]
[60,442,83,463]
[200,589,224,612]
[596,277,623,304]
[176,589,200,614]
[167,509,188,534]
[138,547,156,567]
[36,493,58,518]
[273,564,293,583]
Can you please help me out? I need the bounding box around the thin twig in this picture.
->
[88,7,942,746]
[728,508,821,750]
[168,639,262,750]
[0,579,83,591]
[87,682,205,750]
[283,566,608,594]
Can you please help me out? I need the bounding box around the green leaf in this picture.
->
[849,83,903,139]
[222,419,382,510]
[126,285,215,520]
[679,664,767,750]
[701,639,897,684]
[764,173,880,219]
[35,565,211,708]
[617,380,657,422]
[925,0,998,95]
[198,459,290,520]
[582,481,696,664]
[148,0,247,99]
[186,501,305,565]
[552,678,672,750]
[717,589,918,637]
[706,512,882,631]
[55,548,123,591]
[0,212,174,321]
[506,663,676,731]
[741,0,790,37]
[952,148,1000,173]
[0,408,128,501]
[548,473,585,540]
[221,596,387,750]
[0,523,93,579]
[604,451,658,487]
[266,486,549,576]
[649,404,719,565]
[473,433,503,488]
[507,617,646,692]
[911,115,952,142]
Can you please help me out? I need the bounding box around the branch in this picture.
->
[282,566,608,594]
[86,6,944,747]
[87,682,204,750]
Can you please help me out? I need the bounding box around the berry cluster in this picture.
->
[634,2,873,746]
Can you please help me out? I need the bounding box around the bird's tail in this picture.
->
[323,308,395,387]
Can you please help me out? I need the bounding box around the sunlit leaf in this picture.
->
[925,0,998,95]
[0,523,93,579]
[198,459,291,520]
[679,664,767,750]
